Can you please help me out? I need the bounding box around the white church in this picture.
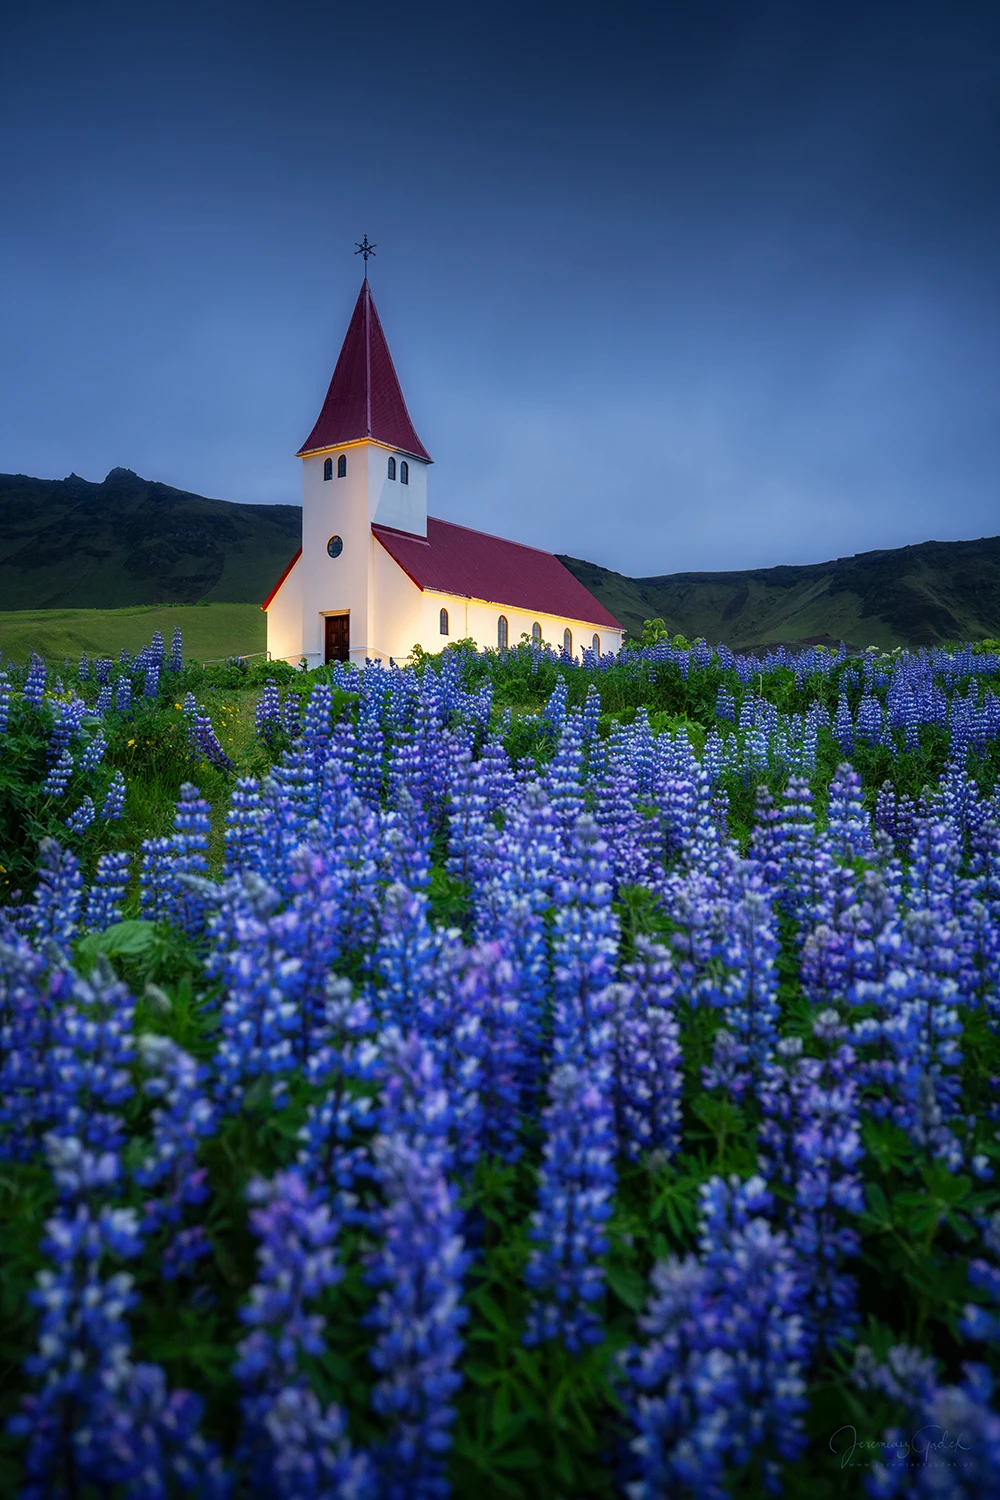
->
[263,274,623,666]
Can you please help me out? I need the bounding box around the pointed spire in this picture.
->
[297,281,431,461]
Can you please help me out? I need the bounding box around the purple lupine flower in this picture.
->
[77,650,90,682]
[83,851,131,931]
[171,781,212,935]
[139,837,180,923]
[524,1062,616,1352]
[64,796,95,834]
[168,626,183,672]
[24,652,47,707]
[21,839,84,952]
[833,693,854,753]
[826,762,874,863]
[366,1131,469,1498]
[702,866,781,1099]
[233,1169,369,1496]
[255,678,283,745]
[101,768,126,820]
[551,814,619,1067]
[853,1344,1000,1499]
[47,696,86,763]
[372,882,442,1032]
[40,748,74,798]
[757,1011,864,1350]
[190,709,234,771]
[609,939,683,1162]
[136,1035,217,1277]
[114,674,133,714]
[960,1210,1000,1344]
[224,776,264,877]
[623,1175,808,1499]
[78,728,107,771]
[8,1137,225,1499]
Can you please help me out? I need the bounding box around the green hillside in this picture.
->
[0,603,265,666]
[0,468,300,609]
[559,536,1000,649]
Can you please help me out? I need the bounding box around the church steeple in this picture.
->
[297,280,431,462]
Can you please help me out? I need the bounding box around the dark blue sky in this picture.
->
[2,0,998,575]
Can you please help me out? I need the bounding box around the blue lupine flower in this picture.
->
[169,626,184,672]
[65,796,95,834]
[255,678,283,744]
[101,768,126,820]
[136,1034,217,1276]
[853,1343,1000,1499]
[524,1061,616,1351]
[624,1174,808,1499]
[24,652,47,708]
[366,1130,469,1498]
[758,1011,864,1350]
[83,851,132,931]
[9,1137,225,1499]
[40,748,74,798]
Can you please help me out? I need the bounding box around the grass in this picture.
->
[0,603,265,667]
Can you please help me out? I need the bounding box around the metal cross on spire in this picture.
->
[354,234,377,277]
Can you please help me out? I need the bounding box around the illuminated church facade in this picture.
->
[264,276,623,667]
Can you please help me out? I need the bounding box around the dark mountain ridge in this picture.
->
[558,536,1000,649]
[0,469,300,609]
[1,468,996,647]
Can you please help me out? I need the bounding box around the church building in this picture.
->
[263,276,623,666]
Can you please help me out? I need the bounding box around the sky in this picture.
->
[1,0,998,577]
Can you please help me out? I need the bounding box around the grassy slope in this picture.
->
[0,603,265,666]
[0,469,300,609]
[559,535,1000,648]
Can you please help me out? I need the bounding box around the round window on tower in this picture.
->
[327,536,343,559]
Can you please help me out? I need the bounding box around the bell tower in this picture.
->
[294,263,432,664]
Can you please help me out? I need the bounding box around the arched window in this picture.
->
[400,461,409,485]
[337,454,347,478]
[592,633,600,655]
[497,615,508,649]
[440,607,449,636]
[531,622,542,645]
[563,628,572,654]
[323,457,333,481]
[388,456,397,480]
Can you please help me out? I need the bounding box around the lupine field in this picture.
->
[1,626,1000,1499]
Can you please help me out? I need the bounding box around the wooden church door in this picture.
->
[324,614,349,663]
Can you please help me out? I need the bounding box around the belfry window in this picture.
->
[440,607,449,636]
[323,457,333,481]
[531,622,542,645]
[592,633,600,655]
[563,628,573,654]
[497,615,508,649]
[388,456,397,480]
[400,461,409,485]
[337,454,347,478]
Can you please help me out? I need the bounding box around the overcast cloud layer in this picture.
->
[1,0,998,575]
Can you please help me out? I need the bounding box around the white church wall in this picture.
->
[370,452,428,535]
[432,593,622,657]
[264,555,305,662]
[299,444,377,666]
[371,542,425,661]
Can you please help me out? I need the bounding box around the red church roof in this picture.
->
[297,280,431,462]
[373,518,621,629]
